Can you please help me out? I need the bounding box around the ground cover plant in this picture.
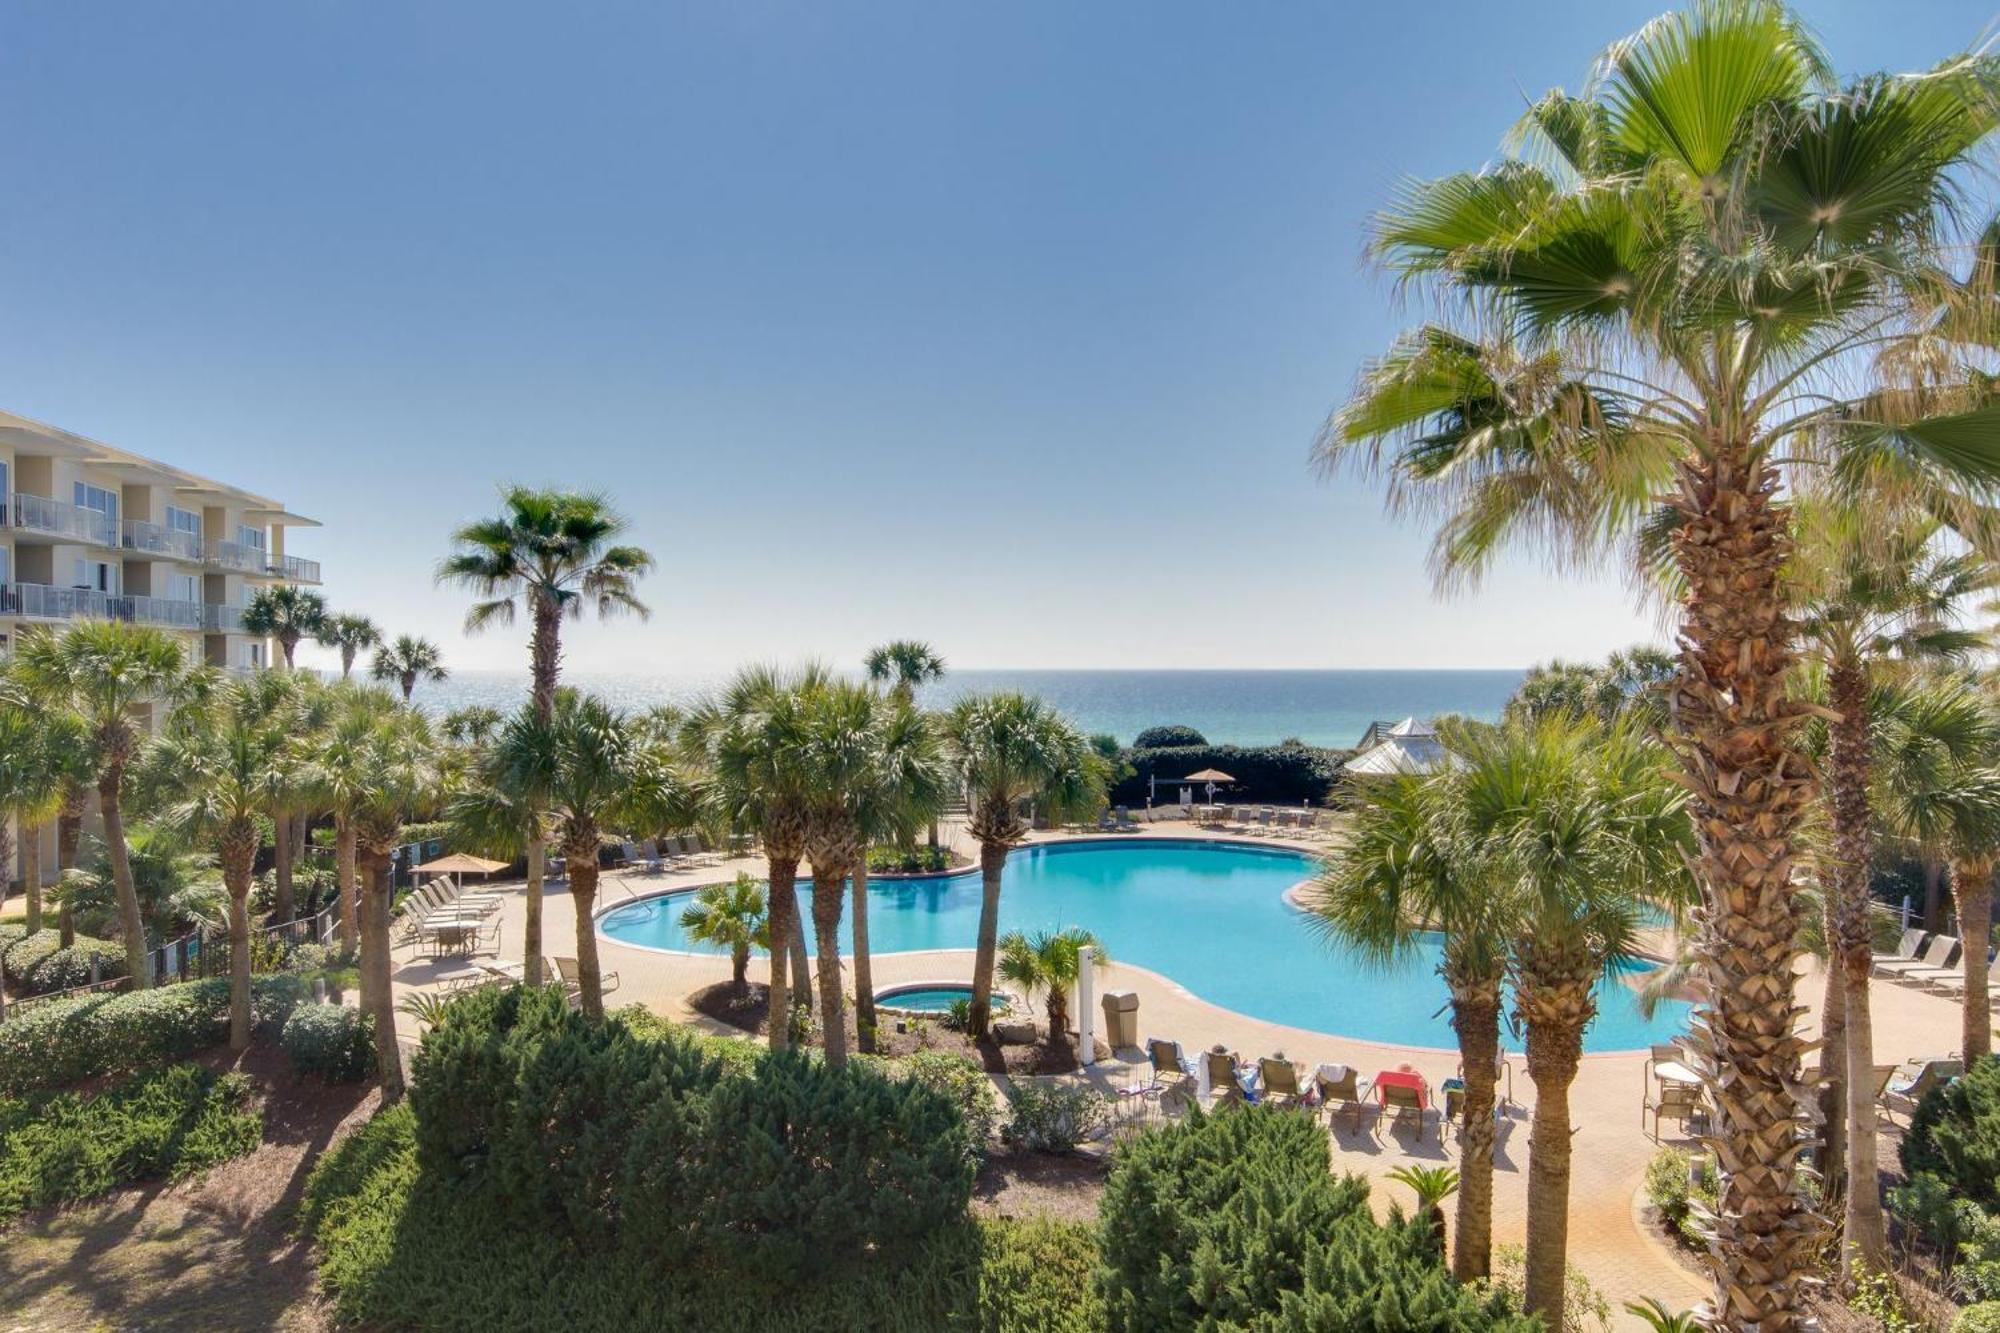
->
[0,1061,261,1224]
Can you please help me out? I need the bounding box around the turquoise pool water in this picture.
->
[875,985,1009,1013]
[598,838,1688,1053]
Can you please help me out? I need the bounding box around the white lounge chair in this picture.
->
[1872,927,1927,972]
[1881,935,1959,983]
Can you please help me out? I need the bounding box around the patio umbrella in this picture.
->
[415,852,509,895]
[1181,768,1235,784]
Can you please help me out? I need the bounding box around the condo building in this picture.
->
[0,408,319,669]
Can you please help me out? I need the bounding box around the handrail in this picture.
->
[7,974,126,1016]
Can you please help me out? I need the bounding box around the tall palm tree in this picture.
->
[1874,675,2000,1060]
[682,665,827,1049]
[459,691,692,1021]
[1315,9,2000,1322]
[848,695,948,1054]
[371,635,449,702]
[1791,504,1993,1271]
[0,692,84,935]
[679,874,768,990]
[940,693,1105,1038]
[13,622,196,987]
[301,685,400,958]
[865,640,946,702]
[348,704,439,1097]
[316,613,382,679]
[438,487,655,983]
[242,584,330,670]
[1313,741,1516,1284]
[146,681,287,1050]
[997,927,1108,1040]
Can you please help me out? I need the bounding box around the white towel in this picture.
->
[1317,1062,1351,1085]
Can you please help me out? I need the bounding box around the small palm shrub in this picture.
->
[1904,1056,2000,1211]
[0,975,309,1096]
[1097,1107,1535,1331]
[1002,1081,1107,1153]
[282,1005,376,1082]
[0,1063,260,1223]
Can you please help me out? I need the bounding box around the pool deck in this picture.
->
[386,818,1963,1329]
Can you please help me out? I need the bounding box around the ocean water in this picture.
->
[599,838,1687,1053]
[415,667,1523,748]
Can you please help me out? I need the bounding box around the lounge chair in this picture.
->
[1258,1057,1304,1110]
[1882,1058,1963,1122]
[1204,1048,1248,1107]
[1879,934,1958,982]
[1872,928,1928,972]
[1314,1063,1367,1132]
[555,955,620,999]
[1913,946,1997,992]
[1096,809,1117,832]
[1116,806,1138,832]
[1147,1038,1195,1104]
[1375,1073,1433,1141]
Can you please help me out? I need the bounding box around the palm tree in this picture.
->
[679,873,768,990]
[348,704,439,1097]
[441,705,504,748]
[316,613,382,679]
[865,640,946,701]
[1790,504,1993,1272]
[1314,10,2000,1322]
[12,622,195,987]
[1874,675,2000,1061]
[438,487,654,983]
[0,693,84,934]
[996,927,1107,1041]
[371,635,449,702]
[242,585,329,670]
[146,680,286,1050]
[1388,1164,1460,1262]
[301,685,400,959]
[1313,740,1516,1284]
[682,665,827,1049]
[940,693,1105,1039]
[461,691,692,1021]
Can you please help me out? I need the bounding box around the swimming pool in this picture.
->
[874,984,1011,1014]
[597,838,1689,1053]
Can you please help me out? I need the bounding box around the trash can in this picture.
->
[1101,990,1140,1050]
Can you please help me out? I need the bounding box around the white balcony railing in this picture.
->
[125,595,205,631]
[204,603,247,633]
[266,553,321,584]
[7,493,117,546]
[204,540,265,573]
[122,519,203,562]
[0,583,225,633]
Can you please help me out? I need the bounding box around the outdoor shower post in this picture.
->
[1076,945,1096,1067]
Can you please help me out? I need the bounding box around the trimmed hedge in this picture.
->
[1110,742,1341,807]
[1096,1106,1535,1330]
[0,975,309,1096]
[2,928,128,996]
[283,1005,376,1083]
[0,1062,262,1223]
[1904,1055,2000,1211]
[1133,725,1206,749]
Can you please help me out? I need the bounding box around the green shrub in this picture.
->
[283,1004,376,1082]
[866,844,952,874]
[1956,1301,2000,1333]
[1644,1147,1716,1247]
[1002,1081,1107,1153]
[902,1050,999,1153]
[1490,1242,1612,1332]
[0,974,308,1096]
[0,1062,261,1223]
[1096,1106,1535,1331]
[1111,741,1340,806]
[1,928,127,995]
[1905,1056,2000,1211]
[1133,725,1207,749]
[1849,1267,1922,1333]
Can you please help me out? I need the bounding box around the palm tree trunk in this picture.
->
[1951,857,1994,1059]
[340,646,357,679]
[0,822,13,928]
[225,853,254,1051]
[788,914,811,1007]
[766,854,799,1050]
[523,836,545,987]
[1669,446,1817,1332]
[1450,972,1503,1283]
[732,942,749,988]
[360,851,402,1098]
[969,837,1007,1039]
[530,596,562,722]
[336,820,359,954]
[1816,949,1845,1190]
[279,632,297,669]
[1825,654,1882,1272]
[1840,943,1888,1273]
[1517,952,1594,1332]
[21,823,42,935]
[853,862,876,1053]
[273,809,295,923]
[809,859,848,1068]
[1924,855,1945,932]
[57,803,82,949]
[99,766,150,988]
[569,852,606,1022]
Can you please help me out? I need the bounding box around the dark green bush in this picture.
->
[0,1062,261,1223]
[1095,1106,1535,1331]
[1904,1056,2000,1210]
[1133,725,1206,749]
[1111,742,1340,806]
[283,1004,376,1082]
[867,844,952,874]
[1,928,127,995]
[900,1050,999,1152]
[0,974,309,1096]
[1002,1081,1107,1153]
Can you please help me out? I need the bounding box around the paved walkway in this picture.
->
[386,819,1966,1330]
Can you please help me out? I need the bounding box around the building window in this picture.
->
[73,483,118,523]
[235,523,266,552]
[0,546,9,586]
[167,572,200,603]
[72,559,117,594]
[166,505,202,538]
[245,642,264,669]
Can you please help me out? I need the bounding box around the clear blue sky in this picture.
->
[2,2,1987,675]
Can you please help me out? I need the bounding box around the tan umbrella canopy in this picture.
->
[1181,768,1235,783]
[416,853,509,876]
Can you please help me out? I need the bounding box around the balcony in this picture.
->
[126,595,205,631]
[122,519,203,562]
[204,540,266,574]
[5,493,117,547]
[265,553,321,584]
[204,603,246,633]
[0,583,221,632]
